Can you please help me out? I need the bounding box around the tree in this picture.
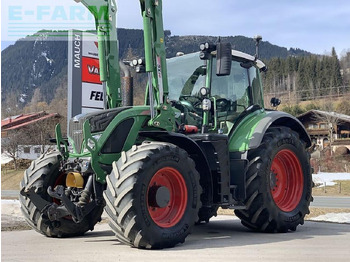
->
[20,118,58,154]
[330,47,344,96]
[23,88,49,113]
[1,130,25,170]
[49,84,68,136]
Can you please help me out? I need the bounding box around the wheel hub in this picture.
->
[148,186,170,208]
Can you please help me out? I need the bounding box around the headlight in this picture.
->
[84,134,102,153]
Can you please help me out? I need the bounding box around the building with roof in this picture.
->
[1,111,61,160]
[297,110,350,151]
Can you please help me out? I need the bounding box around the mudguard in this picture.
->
[249,110,311,149]
[229,110,311,152]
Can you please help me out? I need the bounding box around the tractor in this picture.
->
[20,0,313,249]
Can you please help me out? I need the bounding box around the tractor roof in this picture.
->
[169,50,266,70]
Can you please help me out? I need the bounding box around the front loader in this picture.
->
[20,0,313,249]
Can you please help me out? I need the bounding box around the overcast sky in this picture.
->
[1,0,350,56]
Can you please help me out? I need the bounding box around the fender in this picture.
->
[249,110,311,149]
[229,110,311,152]
[139,131,214,207]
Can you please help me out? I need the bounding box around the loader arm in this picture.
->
[74,0,121,109]
[76,0,175,130]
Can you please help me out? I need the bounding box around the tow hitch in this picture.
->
[20,185,99,223]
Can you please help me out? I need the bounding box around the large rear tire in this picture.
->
[103,141,201,249]
[19,151,104,237]
[235,127,312,232]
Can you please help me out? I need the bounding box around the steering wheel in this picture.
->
[216,98,232,112]
[179,95,202,107]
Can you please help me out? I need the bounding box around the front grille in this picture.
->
[68,107,131,154]
[69,115,86,153]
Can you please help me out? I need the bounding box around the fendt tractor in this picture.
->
[20,0,313,249]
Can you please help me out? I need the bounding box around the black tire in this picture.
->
[103,141,202,249]
[235,127,313,232]
[19,151,104,237]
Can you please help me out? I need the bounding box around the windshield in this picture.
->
[166,52,264,131]
[167,52,206,101]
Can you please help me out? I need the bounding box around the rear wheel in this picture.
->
[103,141,201,249]
[235,127,312,232]
[19,152,104,237]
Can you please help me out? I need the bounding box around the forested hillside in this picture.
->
[263,47,348,103]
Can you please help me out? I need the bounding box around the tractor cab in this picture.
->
[167,49,266,134]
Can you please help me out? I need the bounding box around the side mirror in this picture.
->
[216,42,232,76]
[270,97,281,107]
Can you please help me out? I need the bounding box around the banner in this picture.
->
[68,30,104,121]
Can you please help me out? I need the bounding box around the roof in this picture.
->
[297,110,350,123]
[168,50,266,70]
[1,111,61,131]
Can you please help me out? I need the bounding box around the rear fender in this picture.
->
[228,110,311,152]
[249,111,311,149]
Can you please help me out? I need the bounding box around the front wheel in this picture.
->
[235,127,313,232]
[19,152,104,237]
[103,142,202,249]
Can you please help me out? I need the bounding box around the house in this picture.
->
[297,110,350,151]
[1,111,61,160]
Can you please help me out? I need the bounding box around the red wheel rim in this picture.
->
[147,167,188,228]
[270,149,304,212]
[52,172,66,205]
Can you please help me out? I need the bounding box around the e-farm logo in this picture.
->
[8,5,94,21]
[4,3,105,41]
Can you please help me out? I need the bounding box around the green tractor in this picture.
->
[20,0,313,249]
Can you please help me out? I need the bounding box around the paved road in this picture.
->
[1,190,19,198]
[2,190,350,208]
[312,196,350,208]
[2,216,350,262]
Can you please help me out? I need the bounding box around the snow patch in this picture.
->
[312,172,350,187]
[1,154,13,164]
[309,213,350,224]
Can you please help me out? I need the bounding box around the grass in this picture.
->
[1,168,25,190]
[312,180,350,196]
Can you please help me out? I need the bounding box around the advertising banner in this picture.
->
[68,30,104,119]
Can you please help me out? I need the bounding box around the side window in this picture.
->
[34,147,41,154]
[23,147,31,154]
[211,60,251,112]
[249,67,263,108]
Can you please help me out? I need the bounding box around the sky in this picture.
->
[1,0,350,56]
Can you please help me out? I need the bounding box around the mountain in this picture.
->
[1,29,312,109]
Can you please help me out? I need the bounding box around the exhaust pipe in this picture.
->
[119,61,133,106]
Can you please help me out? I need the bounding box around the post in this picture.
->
[324,182,327,193]
[338,182,341,194]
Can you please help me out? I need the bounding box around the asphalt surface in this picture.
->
[312,196,350,208]
[1,190,18,198]
[3,190,350,208]
[2,216,350,262]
